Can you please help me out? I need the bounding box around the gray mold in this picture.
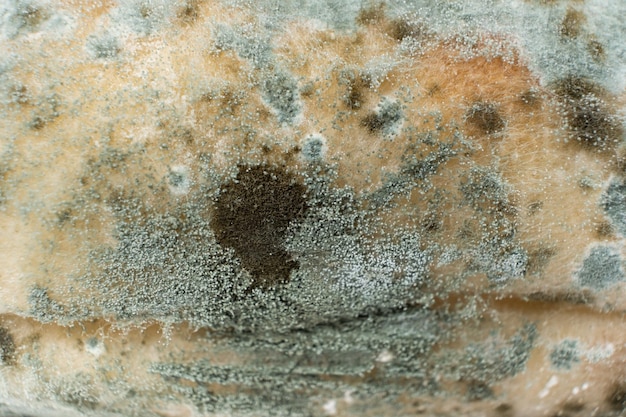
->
[576,245,625,290]
[602,179,626,237]
[550,339,580,370]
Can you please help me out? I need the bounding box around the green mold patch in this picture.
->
[602,179,626,237]
[549,339,580,370]
[150,308,444,415]
[575,245,625,290]
[261,71,301,124]
[465,101,506,136]
[435,323,537,404]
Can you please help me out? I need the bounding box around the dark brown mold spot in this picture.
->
[595,221,615,238]
[559,8,585,39]
[0,326,16,365]
[211,165,308,288]
[554,76,601,100]
[421,211,442,232]
[356,2,386,25]
[427,84,441,97]
[18,3,46,29]
[300,82,315,98]
[176,0,200,25]
[588,39,605,61]
[567,102,621,148]
[465,102,505,135]
[553,76,623,149]
[526,245,556,275]
[387,18,426,42]
[9,84,29,105]
[29,115,46,130]
[606,382,626,411]
[361,112,386,133]
[494,403,514,417]
[562,400,585,413]
[343,73,369,110]
[360,100,402,134]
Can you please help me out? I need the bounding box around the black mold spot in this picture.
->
[361,99,402,134]
[0,327,16,365]
[575,245,625,290]
[559,8,585,39]
[553,76,622,149]
[211,165,308,288]
[607,382,626,412]
[549,339,580,370]
[465,102,505,135]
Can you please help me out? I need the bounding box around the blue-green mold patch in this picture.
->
[575,245,625,290]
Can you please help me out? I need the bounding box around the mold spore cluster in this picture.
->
[553,76,623,149]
